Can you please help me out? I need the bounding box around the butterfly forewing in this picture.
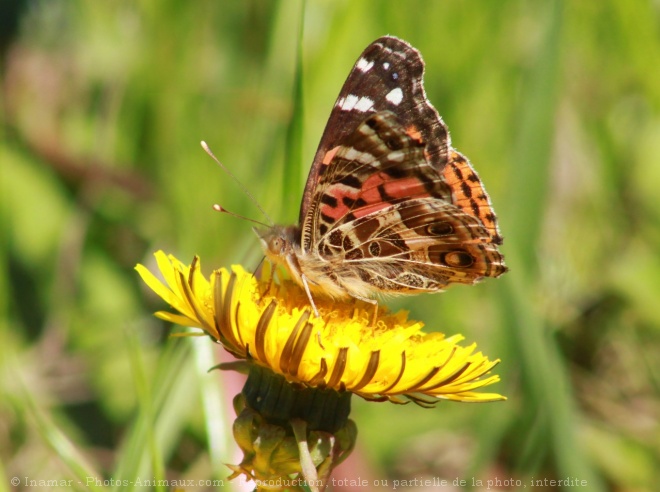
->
[308,112,453,249]
[301,36,451,227]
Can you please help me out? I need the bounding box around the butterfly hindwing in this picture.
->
[443,150,503,243]
[326,198,505,293]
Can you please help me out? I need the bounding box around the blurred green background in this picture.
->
[2,1,660,491]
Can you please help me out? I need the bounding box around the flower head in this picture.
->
[136,251,504,405]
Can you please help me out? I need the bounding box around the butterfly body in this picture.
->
[259,37,507,314]
[258,224,374,301]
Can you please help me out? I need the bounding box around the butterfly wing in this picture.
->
[314,113,506,295]
[329,199,505,293]
[298,36,506,297]
[300,36,450,231]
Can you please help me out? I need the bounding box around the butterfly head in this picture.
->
[254,225,304,279]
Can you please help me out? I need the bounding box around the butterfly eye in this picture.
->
[426,222,453,236]
[270,237,285,253]
[442,250,474,268]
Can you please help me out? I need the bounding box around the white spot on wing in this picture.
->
[356,57,374,72]
[385,87,404,106]
[354,96,374,112]
[386,150,405,162]
[383,62,390,70]
[341,146,375,164]
[337,94,374,112]
[337,94,358,110]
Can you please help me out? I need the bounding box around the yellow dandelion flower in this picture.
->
[136,250,504,405]
[137,250,505,489]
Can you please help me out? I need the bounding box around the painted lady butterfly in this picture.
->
[258,36,507,316]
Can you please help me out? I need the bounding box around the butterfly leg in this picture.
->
[301,274,321,318]
[260,264,274,296]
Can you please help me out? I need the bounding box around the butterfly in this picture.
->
[257,36,507,317]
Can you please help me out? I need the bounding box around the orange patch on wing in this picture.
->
[360,173,429,204]
[322,146,340,165]
[359,173,386,202]
[382,177,427,198]
[405,125,424,144]
[443,150,499,240]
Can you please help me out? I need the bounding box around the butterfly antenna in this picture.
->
[201,141,274,226]
[212,204,270,228]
